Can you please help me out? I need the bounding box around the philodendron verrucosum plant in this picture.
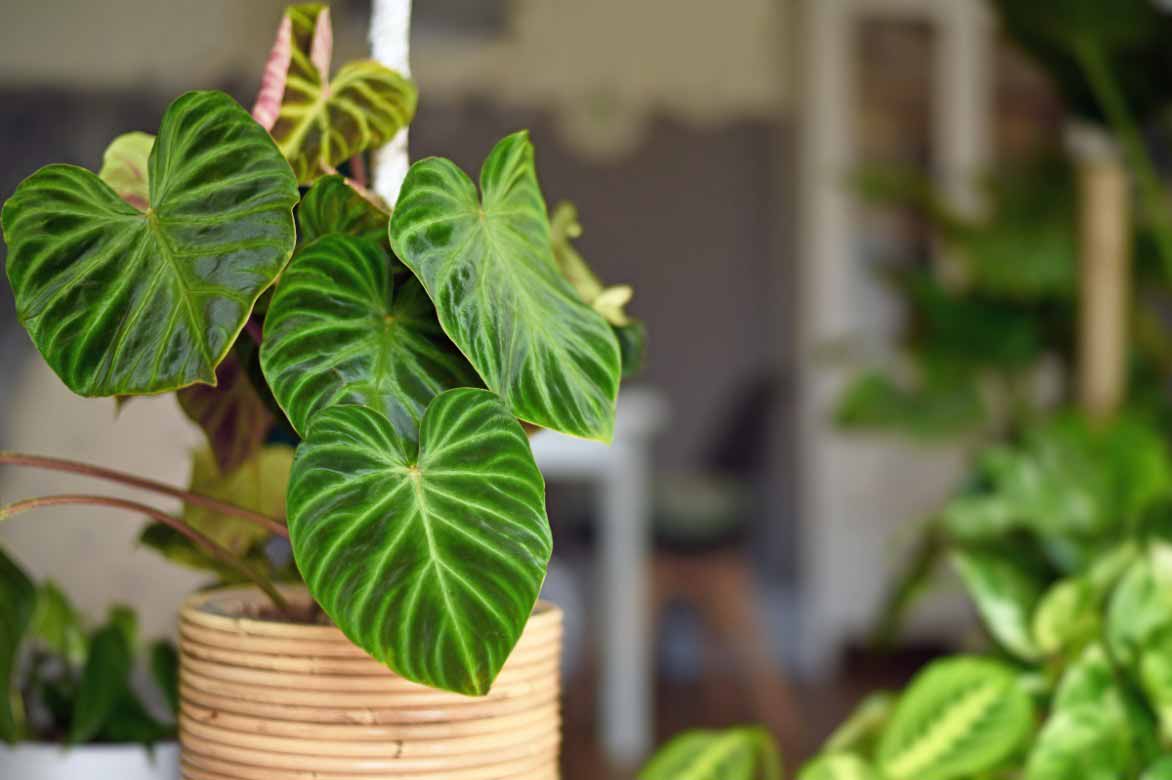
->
[0,2,645,703]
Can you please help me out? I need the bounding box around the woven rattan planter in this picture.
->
[178,586,561,780]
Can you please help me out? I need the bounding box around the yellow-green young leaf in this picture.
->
[296,174,389,247]
[390,132,622,442]
[256,5,416,184]
[177,338,275,475]
[953,549,1044,661]
[1025,644,1156,780]
[1,90,299,397]
[183,445,293,556]
[877,657,1033,780]
[286,392,552,696]
[798,754,881,780]
[0,546,35,743]
[550,201,633,326]
[1033,577,1099,656]
[824,692,896,754]
[98,132,153,210]
[260,234,479,441]
[639,727,782,780]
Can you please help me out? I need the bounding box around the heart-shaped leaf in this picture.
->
[177,338,275,474]
[98,132,153,210]
[261,234,480,439]
[296,174,389,247]
[286,391,551,695]
[2,90,299,397]
[0,545,35,743]
[390,132,622,441]
[182,444,293,556]
[255,4,417,184]
[878,657,1033,780]
[638,727,782,780]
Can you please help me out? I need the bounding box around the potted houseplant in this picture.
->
[0,3,643,776]
[0,548,180,779]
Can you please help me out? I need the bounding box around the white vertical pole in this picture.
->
[795,0,856,678]
[370,0,414,206]
[934,0,993,219]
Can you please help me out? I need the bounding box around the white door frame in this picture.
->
[794,0,993,676]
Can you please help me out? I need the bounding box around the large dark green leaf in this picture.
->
[261,234,480,439]
[254,5,417,184]
[286,391,552,695]
[877,657,1033,780]
[296,174,389,247]
[1,90,299,396]
[0,545,35,743]
[69,620,133,743]
[390,132,622,441]
[638,727,782,780]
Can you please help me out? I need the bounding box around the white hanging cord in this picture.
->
[370,0,414,206]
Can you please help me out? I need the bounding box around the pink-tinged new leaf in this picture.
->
[253,15,292,131]
[98,132,154,211]
[310,7,333,87]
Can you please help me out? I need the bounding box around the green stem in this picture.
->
[0,494,289,614]
[0,451,288,539]
[1074,38,1172,278]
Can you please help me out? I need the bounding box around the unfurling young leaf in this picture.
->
[1,90,299,397]
[877,656,1033,780]
[639,726,781,780]
[254,4,416,183]
[390,132,622,442]
[97,132,153,210]
[261,234,479,440]
[286,391,552,696]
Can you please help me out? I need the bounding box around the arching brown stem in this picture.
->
[0,493,289,613]
[0,451,288,539]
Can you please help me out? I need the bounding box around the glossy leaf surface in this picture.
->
[97,132,153,210]
[390,132,621,441]
[638,726,782,780]
[260,5,415,183]
[286,391,551,695]
[1,90,299,396]
[877,657,1033,780]
[261,234,479,439]
[296,174,389,247]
